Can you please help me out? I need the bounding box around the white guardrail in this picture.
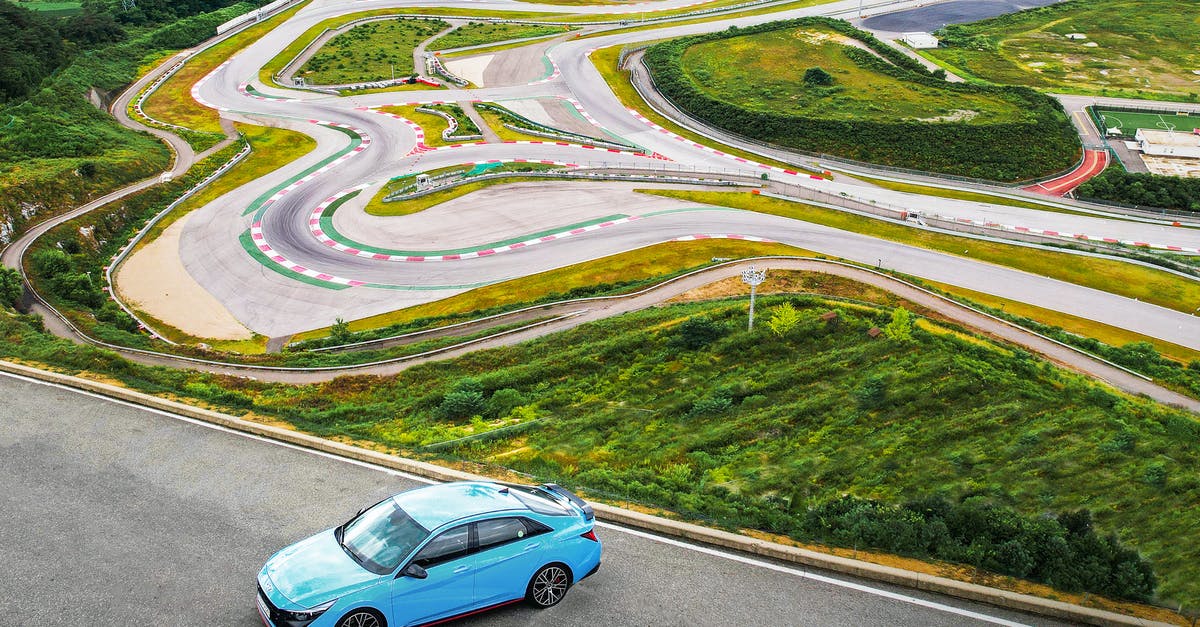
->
[103,143,252,344]
[217,0,302,35]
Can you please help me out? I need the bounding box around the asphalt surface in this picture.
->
[0,370,1074,626]
[161,0,1200,350]
[860,0,1062,32]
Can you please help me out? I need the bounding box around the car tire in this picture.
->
[526,563,573,608]
[336,608,386,627]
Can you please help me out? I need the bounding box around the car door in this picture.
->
[472,517,552,606]
[390,524,474,626]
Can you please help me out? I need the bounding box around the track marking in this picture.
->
[2,369,1035,626]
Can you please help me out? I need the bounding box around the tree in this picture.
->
[670,315,726,350]
[884,307,914,341]
[765,302,801,336]
[330,317,351,344]
[0,267,23,308]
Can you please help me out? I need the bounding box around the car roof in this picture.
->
[393,481,527,530]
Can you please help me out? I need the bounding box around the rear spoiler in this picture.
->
[541,483,595,522]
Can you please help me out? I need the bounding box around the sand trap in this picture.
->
[115,212,254,340]
[444,54,492,87]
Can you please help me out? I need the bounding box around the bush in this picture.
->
[803,66,834,86]
[670,315,727,350]
[0,267,22,308]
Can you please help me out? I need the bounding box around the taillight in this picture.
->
[581,529,598,542]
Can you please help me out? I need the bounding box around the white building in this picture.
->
[1136,128,1200,159]
[901,32,939,49]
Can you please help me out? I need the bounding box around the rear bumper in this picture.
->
[580,561,601,581]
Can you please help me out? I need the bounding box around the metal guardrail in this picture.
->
[103,142,253,344]
[413,106,483,142]
[383,168,749,203]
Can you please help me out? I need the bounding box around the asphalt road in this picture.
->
[0,370,1075,626]
[157,0,1200,350]
[860,0,1062,32]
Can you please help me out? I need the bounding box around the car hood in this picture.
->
[262,528,381,609]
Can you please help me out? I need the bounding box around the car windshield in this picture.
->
[340,498,429,575]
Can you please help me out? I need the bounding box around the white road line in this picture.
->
[596,522,1030,627]
[4,369,1030,626]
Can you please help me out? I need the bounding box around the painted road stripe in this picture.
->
[0,369,1032,627]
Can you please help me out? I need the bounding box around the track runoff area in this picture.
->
[1097,108,1200,136]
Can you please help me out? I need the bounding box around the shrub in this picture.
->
[766,302,801,336]
[436,389,485,421]
[670,315,727,350]
[803,66,834,86]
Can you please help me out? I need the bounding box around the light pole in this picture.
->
[741,266,766,330]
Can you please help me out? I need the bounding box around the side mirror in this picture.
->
[399,563,428,580]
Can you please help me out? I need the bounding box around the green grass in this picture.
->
[363,164,568,216]
[132,124,316,253]
[6,0,80,14]
[589,45,812,172]
[297,18,449,85]
[142,1,309,134]
[9,291,1199,604]
[681,26,1025,124]
[290,239,811,340]
[1095,108,1200,137]
[377,105,483,148]
[427,22,574,51]
[922,0,1200,102]
[640,189,1200,315]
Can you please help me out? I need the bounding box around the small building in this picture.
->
[1135,129,1200,159]
[901,32,939,49]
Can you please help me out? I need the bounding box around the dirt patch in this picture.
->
[115,213,254,340]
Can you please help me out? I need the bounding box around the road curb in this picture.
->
[0,359,1173,627]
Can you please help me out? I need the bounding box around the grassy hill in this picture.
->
[923,0,1200,102]
[4,284,1198,606]
[643,18,1079,181]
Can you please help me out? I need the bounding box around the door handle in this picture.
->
[523,543,541,552]
[453,565,471,574]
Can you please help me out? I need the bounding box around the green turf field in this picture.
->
[1096,108,1200,137]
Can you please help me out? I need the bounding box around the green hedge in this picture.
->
[1077,167,1200,213]
[643,18,1080,181]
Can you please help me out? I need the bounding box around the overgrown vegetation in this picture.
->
[924,0,1200,102]
[3,295,1196,604]
[298,18,448,85]
[1076,167,1200,213]
[644,18,1079,180]
[427,21,572,51]
[23,143,245,348]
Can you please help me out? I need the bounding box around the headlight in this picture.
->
[278,599,335,624]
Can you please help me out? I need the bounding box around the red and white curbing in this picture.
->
[237,82,298,103]
[253,120,373,217]
[308,181,648,262]
[244,120,377,285]
[528,54,562,86]
[364,104,669,160]
[944,216,1200,253]
[250,220,366,287]
[628,109,825,179]
[672,234,775,243]
[191,59,233,112]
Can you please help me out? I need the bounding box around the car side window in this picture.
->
[411,525,470,569]
[476,517,549,552]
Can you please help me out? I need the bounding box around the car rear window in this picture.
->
[507,485,572,516]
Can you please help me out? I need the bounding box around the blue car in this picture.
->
[257,481,602,627]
